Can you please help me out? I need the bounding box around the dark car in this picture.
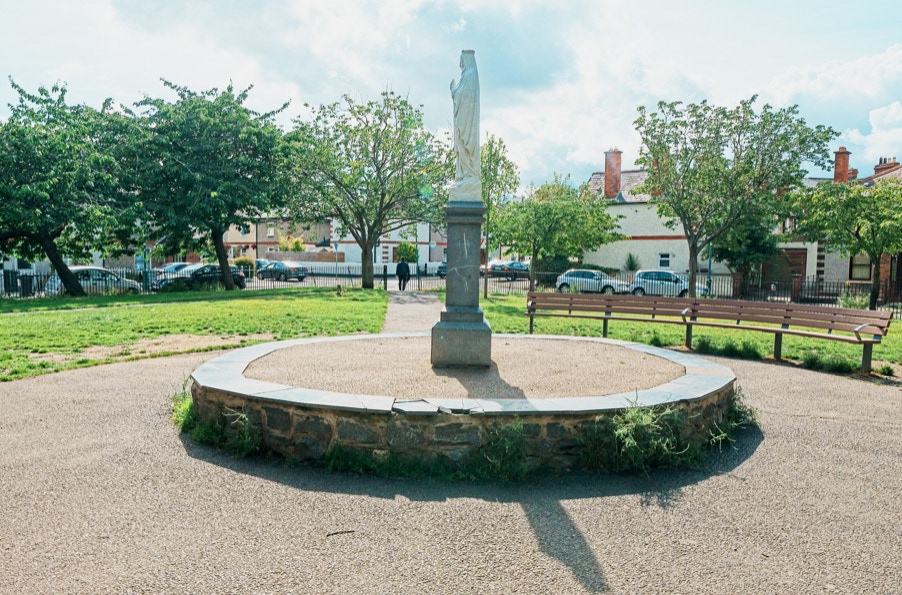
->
[490,260,530,280]
[436,262,447,278]
[256,261,308,282]
[152,263,246,291]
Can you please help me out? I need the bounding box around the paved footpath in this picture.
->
[1,291,900,594]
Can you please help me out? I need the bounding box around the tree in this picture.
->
[634,96,836,296]
[286,92,452,289]
[494,174,620,290]
[711,207,783,281]
[790,177,902,309]
[481,133,520,297]
[0,80,127,296]
[133,81,289,290]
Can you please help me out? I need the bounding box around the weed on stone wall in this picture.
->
[472,419,530,481]
[579,404,701,473]
[707,389,758,451]
[170,386,263,457]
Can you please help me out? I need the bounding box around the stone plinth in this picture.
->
[432,200,491,367]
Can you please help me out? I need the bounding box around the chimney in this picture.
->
[604,149,622,199]
[873,156,898,176]
[833,147,850,183]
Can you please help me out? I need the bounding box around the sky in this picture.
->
[2,0,901,189]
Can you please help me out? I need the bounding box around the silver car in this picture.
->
[628,269,709,297]
[555,269,630,294]
[45,266,141,296]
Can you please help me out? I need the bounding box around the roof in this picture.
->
[587,169,651,203]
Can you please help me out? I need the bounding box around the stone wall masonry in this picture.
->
[188,334,737,472]
[190,381,734,471]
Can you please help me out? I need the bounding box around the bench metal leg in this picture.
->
[774,334,783,361]
[861,343,873,374]
[529,315,534,334]
[685,324,693,349]
[603,318,609,338]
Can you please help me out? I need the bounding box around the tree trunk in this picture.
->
[211,229,236,290]
[869,257,881,310]
[361,244,374,289]
[529,246,539,293]
[687,243,700,298]
[40,232,86,297]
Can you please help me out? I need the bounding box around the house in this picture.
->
[222,218,447,271]
[582,149,732,276]
[584,148,902,298]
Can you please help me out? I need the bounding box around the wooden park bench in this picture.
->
[526,292,892,373]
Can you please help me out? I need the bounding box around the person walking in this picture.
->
[396,258,411,291]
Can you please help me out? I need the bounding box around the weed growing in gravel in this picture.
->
[800,351,856,374]
[877,364,894,376]
[693,337,762,360]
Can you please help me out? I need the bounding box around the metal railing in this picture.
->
[3,266,900,319]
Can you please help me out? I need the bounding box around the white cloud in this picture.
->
[844,101,902,166]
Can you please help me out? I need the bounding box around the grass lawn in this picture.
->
[480,294,902,369]
[0,287,386,381]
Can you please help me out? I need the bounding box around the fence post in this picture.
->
[383,265,388,290]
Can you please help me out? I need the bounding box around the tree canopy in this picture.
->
[286,91,452,289]
[481,133,520,297]
[790,177,902,309]
[0,79,128,296]
[494,174,620,290]
[634,96,837,296]
[133,81,289,289]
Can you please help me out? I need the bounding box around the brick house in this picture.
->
[583,148,902,298]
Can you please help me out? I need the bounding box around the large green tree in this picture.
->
[494,174,620,290]
[287,92,452,289]
[790,177,902,309]
[133,81,289,289]
[481,133,520,297]
[0,80,128,296]
[634,96,836,296]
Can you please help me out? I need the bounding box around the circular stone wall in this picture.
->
[189,333,736,471]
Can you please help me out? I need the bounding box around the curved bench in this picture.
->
[527,292,892,373]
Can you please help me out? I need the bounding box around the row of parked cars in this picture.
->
[555,269,709,297]
[42,259,312,296]
[436,260,530,280]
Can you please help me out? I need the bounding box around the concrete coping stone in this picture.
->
[191,333,736,416]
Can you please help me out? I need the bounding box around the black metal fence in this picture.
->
[3,265,900,319]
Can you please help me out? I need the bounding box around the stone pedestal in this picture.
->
[431,201,492,367]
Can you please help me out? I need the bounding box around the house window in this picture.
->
[850,253,871,280]
[239,225,250,237]
[266,224,275,238]
[658,253,671,269]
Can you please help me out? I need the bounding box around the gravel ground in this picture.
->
[0,291,900,594]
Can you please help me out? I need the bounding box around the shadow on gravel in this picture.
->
[179,426,763,593]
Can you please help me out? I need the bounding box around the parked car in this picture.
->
[555,269,630,294]
[45,266,141,296]
[151,262,189,282]
[489,260,530,280]
[256,261,309,282]
[628,269,709,297]
[152,263,246,291]
[436,262,447,278]
[254,259,270,271]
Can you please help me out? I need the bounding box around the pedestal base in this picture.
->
[431,310,492,368]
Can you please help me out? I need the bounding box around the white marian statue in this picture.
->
[450,50,481,202]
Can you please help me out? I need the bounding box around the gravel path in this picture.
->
[1,291,900,594]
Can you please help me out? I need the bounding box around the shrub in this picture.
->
[233,256,256,276]
[278,235,306,252]
[878,364,894,376]
[395,241,418,264]
[837,289,869,310]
